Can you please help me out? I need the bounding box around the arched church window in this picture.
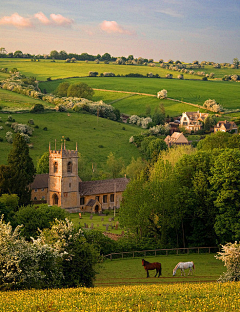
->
[67,161,72,173]
[54,162,58,173]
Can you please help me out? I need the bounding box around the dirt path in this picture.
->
[93,88,207,110]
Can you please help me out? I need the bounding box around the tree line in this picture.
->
[119,131,240,248]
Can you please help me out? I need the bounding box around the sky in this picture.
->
[0,0,239,63]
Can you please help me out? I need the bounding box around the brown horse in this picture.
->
[142,259,162,278]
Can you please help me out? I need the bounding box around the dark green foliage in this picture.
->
[30,104,44,113]
[140,136,167,161]
[210,149,240,243]
[67,82,94,100]
[197,132,240,150]
[14,204,66,239]
[84,229,116,255]
[0,194,19,223]
[55,82,70,97]
[6,134,35,206]
[61,235,99,288]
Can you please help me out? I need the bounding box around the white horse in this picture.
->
[173,261,195,276]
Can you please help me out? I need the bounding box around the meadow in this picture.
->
[0,110,143,167]
[39,76,240,113]
[1,254,238,312]
[1,58,240,80]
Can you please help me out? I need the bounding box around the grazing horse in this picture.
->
[142,259,162,278]
[172,261,195,276]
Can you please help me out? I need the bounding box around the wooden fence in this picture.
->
[104,246,219,260]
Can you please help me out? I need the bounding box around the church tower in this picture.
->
[48,141,80,212]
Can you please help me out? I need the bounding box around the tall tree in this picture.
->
[210,149,240,243]
[7,134,35,206]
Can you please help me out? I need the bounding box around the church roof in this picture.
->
[30,174,49,189]
[85,199,97,207]
[79,177,130,196]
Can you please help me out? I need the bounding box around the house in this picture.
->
[31,143,129,213]
[164,132,189,147]
[180,111,209,133]
[214,120,238,133]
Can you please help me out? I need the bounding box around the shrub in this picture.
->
[5,131,13,143]
[28,119,34,125]
[14,204,66,240]
[157,89,167,99]
[30,104,44,113]
[216,242,240,282]
[88,71,98,77]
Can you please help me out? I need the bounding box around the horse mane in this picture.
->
[174,262,181,270]
[192,262,195,269]
[142,259,150,265]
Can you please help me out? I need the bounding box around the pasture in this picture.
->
[1,254,239,312]
[1,58,240,80]
[0,110,143,167]
[39,76,240,112]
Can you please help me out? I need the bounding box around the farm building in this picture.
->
[180,111,209,133]
[164,132,189,147]
[31,143,129,213]
[214,120,238,133]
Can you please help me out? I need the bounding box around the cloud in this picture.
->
[50,14,73,26]
[100,20,133,35]
[156,9,184,18]
[34,12,51,25]
[0,13,33,28]
[0,12,74,29]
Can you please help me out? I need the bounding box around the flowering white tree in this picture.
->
[157,89,167,99]
[216,241,240,282]
[203,99,223,112]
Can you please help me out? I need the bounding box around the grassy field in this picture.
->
[95,253,224,286]
[0,111,143,168]
[39,76,240,112]
[1,254,238,312]
[1,58,240,80]
[0,88,54,111]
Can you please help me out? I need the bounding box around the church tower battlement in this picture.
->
[48,141,80,212]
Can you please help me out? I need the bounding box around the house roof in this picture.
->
[165,132,189,144]
[31,174,49,189]
[216,120,237,129]
[79,177,130,196]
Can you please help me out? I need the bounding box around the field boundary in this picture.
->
[104,246,219,260]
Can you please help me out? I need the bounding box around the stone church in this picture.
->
[31,142,129,213]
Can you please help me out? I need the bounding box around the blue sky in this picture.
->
[0,0,239,63]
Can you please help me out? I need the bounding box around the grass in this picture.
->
[68,211,123,234]
[0,111,143,167]
[39,76,240,112]
[0,88,54,111]
[1,254,237,312]
[96,253,224,286]
[1,58,240,81]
